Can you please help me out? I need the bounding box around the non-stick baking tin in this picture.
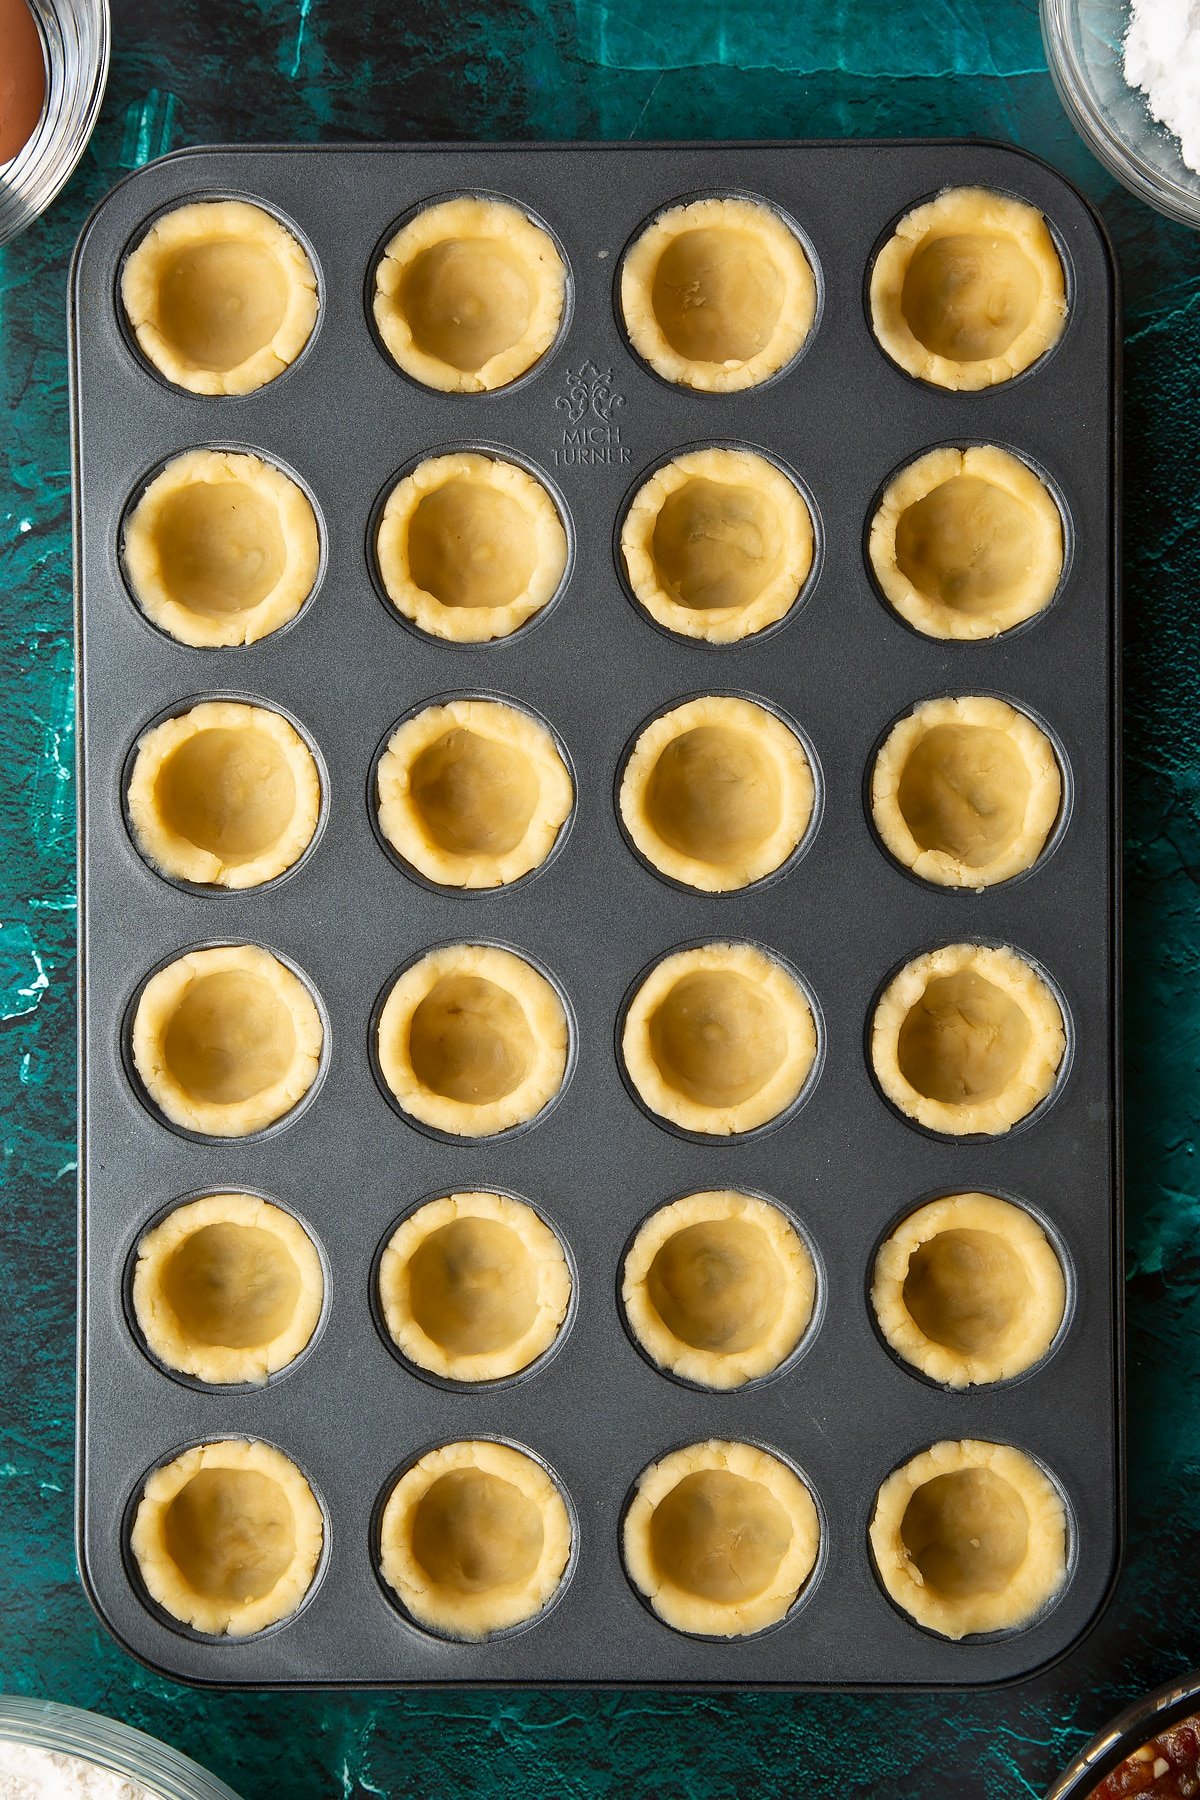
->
[72,140,1121,1689]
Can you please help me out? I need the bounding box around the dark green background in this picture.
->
[2,0,1197,1793]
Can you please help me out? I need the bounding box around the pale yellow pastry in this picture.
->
[869,1439,1067,1638]
[623,1440,819,1637]
[132,944,323,1138]
[871,696,1061,889]
[872,1194,1066,1388]
[871,943,1065,1137]
[621,448,813,644]
[621,197,817,392]
[379,1440,572,1638]
[373,197,566,392]
[128,701,321,889]
[377,944,568,1138]
[130,1438,324,1636]
[622,943,817,1136]
[377,453,567,643]
[121,200,319,396]
[123,449,320,649]
[377,699,572,889]
[869,447,1063,640]
[870,188,1067,390]
[623,1191,815,1389]
[620,697,814,891]
[133,1193,324,1386]
[379,1192,571,1383]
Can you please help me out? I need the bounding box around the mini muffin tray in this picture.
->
[71,140,1121,1689]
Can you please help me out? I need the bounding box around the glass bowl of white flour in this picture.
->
[0,1697,241,1800]
[1041,0,1200,228]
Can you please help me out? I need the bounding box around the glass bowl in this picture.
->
[0,1696,242,1800]
[0,0,110,248]
[1041,0,1200,230]
[1045,1667,1200,1797]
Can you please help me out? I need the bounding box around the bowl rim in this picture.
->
[1039,0,1200,231]
[0,1695,243,1800]
[0,0,112,249]
[1045,1666,1200,1797]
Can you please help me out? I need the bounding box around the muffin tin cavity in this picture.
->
[869,1440,1069,1640]
[622,942,818,1137]
[376,697,573,889]
[869,446,1064,641]
[127,700,322,890]
[130,944,324,1139]
[378,1193,571,1384]
[120,200,319,396]
[871,1195,1067,1388]
[869,188,1068,390]
[619,697,815,892]
[129,1438,325,1637]
[622,1191,816,1389]
[621,448,813,643]
[76,143,1117,1691]
[870,697,1062,889]
[375,943,570,1139]
[871,943,1067,1137]
[620,197,817,392]
[623,1441,821,1637]
[373,197,567,392]
[122,449,321,648]
[375,452,568,643]
[378,1440,573,1639]
[132,1194,324,1386]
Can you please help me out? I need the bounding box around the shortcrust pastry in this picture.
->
[621,197,817,392]
[123,449,320,648]
[870,1438,1067,1638]
[871,943,1065,1137]
[621,448,813,644]
[379,1440,571,1638]
[373,197,566,392]
[619,696,813,891]
[623,1440,820,1637]
[376,453,567,643]
[132,944,323,1138]
[128,701,320,889]
[377,699,572,888]
[623,1190,815,1388]
[870,188,1067,390]
[871,696,1060,888]
[871,1194,1066,1387]
[869,446,1062,640]
[379,1192,571,1382]
[133,1193,324,1386]
[622,942,817,1136]
[121,200,318,395]
[376,944,568,1138]
[130,1438,323,1636]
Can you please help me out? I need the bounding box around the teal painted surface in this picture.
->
[1,0,1198,1793]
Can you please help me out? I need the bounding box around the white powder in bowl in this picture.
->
[0,1739,160,1799]
[1124,0,1200,174]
